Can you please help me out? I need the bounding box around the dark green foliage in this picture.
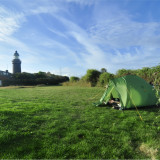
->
[70,76,80,82]
[151,65,160,86]
[98,72,114,87]
[82,69,101,86]
[116,69,136,78]
[136,67,152,83]
[2,72,69,86]
[34,71,48,78]
[12,72,36,79]
[134,66,160,87]
[100,68,107,73]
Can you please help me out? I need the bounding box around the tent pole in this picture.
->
[126,87,143,121]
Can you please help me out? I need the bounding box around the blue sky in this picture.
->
[0,0,160,77]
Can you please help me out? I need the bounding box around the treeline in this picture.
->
[3,71,69,86]
[67,65,160,88]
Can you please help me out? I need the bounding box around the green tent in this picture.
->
[96,75,158,109]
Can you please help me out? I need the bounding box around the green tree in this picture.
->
[70,76,80,82]
[98,72,114,87]
[101,68,107,73]
[82,69,101,86]
[136,67,152,82]
[4,71,69,86]
[34,71,47,78]
[116,69,133,77]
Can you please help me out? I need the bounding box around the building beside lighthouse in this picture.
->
[0,70,11,86]
[12,51,21,74]
[0,51,21,86]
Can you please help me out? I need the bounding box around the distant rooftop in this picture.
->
[0,70,11,77]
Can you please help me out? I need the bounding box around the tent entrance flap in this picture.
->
[98,86,115,105]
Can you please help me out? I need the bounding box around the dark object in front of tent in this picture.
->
[108,98,121,110]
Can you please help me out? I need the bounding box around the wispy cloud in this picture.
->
[30,5,59,15]
[39,38,82,64]
[14,0,68,16]
[66,0,96,6]
[0,6,26,41]
[48,28,68,39]
[89,20,160,48]
[54,16,111,68]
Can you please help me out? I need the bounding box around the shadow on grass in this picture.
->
[0,134,45,159]
[127,105,160,113]
[0,110,47,158]
[96,104,160,112]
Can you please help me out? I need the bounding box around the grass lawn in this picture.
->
[0,86,159,159]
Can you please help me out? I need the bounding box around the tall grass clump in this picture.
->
[63,80,91,87]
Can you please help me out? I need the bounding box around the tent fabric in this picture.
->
[96,75,158,109]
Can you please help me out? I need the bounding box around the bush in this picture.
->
[2,72,69,86]
[98,72,114,87]
[70,76,80,82]
[116,69,135,78]
[82,69,101,86]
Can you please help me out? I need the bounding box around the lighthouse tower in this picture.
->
[12,51,21,74]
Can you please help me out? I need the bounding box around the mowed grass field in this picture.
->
[0,86,160,159]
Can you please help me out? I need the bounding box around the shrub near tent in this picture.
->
[82,69,101,86]
[98,72,114,87]
[95,75,158,109]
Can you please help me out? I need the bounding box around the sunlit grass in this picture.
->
[0,86,159,159]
